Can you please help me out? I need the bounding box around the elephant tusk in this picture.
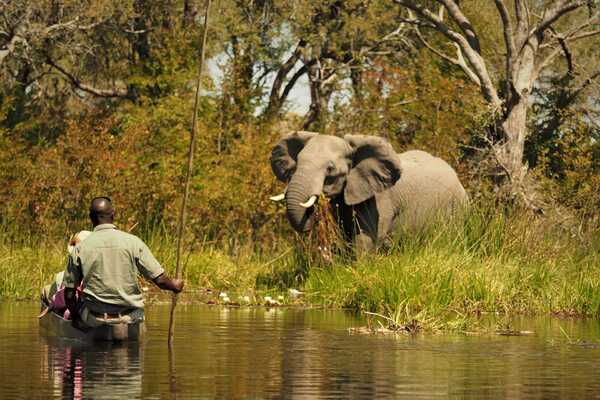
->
[299,195,317,208]
[269,193,285,201]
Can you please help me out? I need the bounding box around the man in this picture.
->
[63,196,184,328]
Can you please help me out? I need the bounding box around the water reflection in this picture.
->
[3,303,600,399]
[148,306,600,399]
[40,338,142,399]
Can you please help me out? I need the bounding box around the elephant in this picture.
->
[269,131,468,251]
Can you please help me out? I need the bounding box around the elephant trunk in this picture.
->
[285,167,324,232]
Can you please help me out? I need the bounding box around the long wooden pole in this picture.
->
[168,0,212,346]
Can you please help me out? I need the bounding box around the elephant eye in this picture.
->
[326,164,335,174]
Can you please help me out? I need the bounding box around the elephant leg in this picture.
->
[353,196,379,251]
[330,196,355,242]
[355,232,375,254]
[374,193,396,241]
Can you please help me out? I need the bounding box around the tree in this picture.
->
[0,0,139,141]
[286,0,410,130]
[393,0,600,211]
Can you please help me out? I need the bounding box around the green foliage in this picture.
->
[526,77,600,220]
[330,51,484,173]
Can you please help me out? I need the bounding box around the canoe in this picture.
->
[39,303,144,342]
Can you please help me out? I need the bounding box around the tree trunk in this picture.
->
[496,99,528,187]
[263,40,307,120]
[303,62,332,131]
[491,35,544,210]
[494,98,544,213]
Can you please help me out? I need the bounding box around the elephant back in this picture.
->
[389,150,467,231]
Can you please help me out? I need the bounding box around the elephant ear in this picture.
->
[343,134,402,205]
[270,131,318,182]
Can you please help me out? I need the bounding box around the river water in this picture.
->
[2,303,600,399]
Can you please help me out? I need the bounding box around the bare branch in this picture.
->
[414,26,481,86]
[494,0,516,66]
[569,29,600,41]
[280,64,309,104]
[266,39,306,114]
[437,0,481,53]
[514,0,529,45]
[255,65,273,86]
[438,4,445,20]
[414,26,457,64]
[397,16,436,29]
[536,11,600,77]
[571,69,600,99]
[380,22,409,41]
[563,9,600,36]
[394,0,501,106]
[539,11,600,49]
[452,43,481,86]
[122,28,148,34]
[321,69,338,87]
[557,35,573,73]
[43,18,80,36]
[392,98,417,106]
[543,28,574,73]
[46,58,129,98]
[494,0,517,96]
[43,18,105,37]
[535,46,564,77]
[533,1,585,38]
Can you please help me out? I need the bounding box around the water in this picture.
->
[2,303,600,399]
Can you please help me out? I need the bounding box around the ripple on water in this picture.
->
[2,303,600,399]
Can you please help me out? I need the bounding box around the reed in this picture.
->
[303,207,600,331]
[1,205,599,333]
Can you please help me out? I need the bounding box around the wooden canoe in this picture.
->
[39,303,144,342]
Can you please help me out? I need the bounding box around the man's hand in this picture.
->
[153,274,185,294]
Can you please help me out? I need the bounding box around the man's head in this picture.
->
[89,196,115,226]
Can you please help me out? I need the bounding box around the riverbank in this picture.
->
[2,208,599,331]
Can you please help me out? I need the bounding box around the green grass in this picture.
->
[1,206,599,332]
[303,208,600,331]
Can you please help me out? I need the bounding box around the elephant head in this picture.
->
[270,131,402,232]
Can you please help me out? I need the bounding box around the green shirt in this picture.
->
[63,224,165,309]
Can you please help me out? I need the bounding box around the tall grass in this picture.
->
[0,224,287,301]
[304,207,600,330]
[1,205,599,332]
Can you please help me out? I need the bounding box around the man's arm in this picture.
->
[134,239,184,293]
[153,273,184,293]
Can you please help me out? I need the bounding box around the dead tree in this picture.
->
[394,0,600,211]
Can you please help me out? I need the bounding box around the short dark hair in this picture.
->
[92,196,112,204]
[89,196,115,224]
